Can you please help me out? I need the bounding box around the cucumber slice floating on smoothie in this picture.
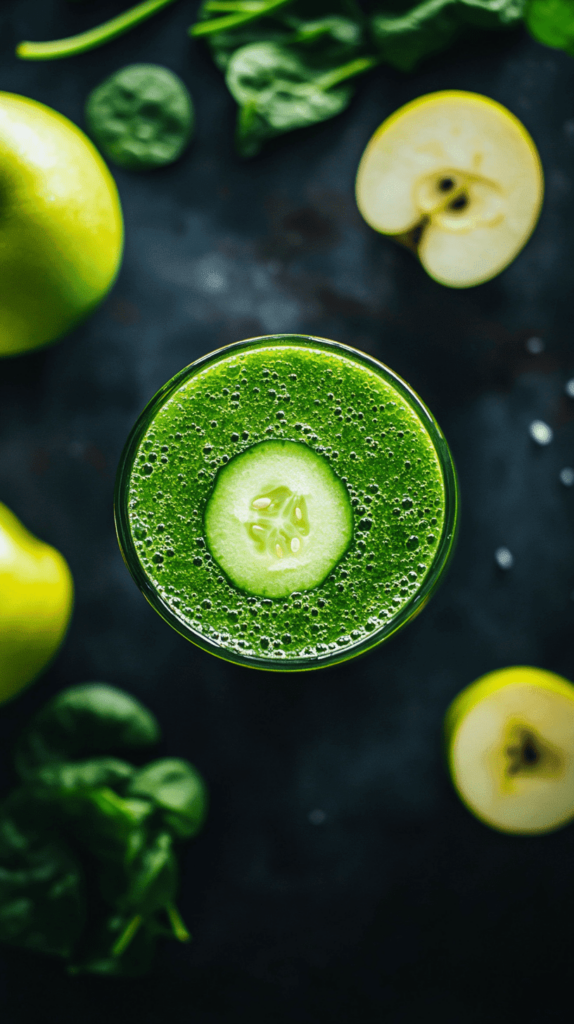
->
[204,440,352,598]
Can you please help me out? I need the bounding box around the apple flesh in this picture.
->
[0,502,74,705]
[0,92,123,357]
[445,666,574,834]
[355,91,544,288]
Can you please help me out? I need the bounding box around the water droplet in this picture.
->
[560,467,574,486]
[525,336,544,354]
[406,535,420,550]
[565,378,574,399]
[495,546,514,570]
[529,420,553,445]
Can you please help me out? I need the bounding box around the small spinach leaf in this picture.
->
[227,41,354,156]
[525,0,574,52]
[85,64,195,171]
[127,758,208,839]
[15,683,160,778]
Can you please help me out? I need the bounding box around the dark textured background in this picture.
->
[1,2,574,1021]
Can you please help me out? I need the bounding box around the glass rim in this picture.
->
[114,334,460,672]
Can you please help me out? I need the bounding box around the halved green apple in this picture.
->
[355,91,544,288]
[445,666,574,835]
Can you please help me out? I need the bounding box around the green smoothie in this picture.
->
[115,335,458,670]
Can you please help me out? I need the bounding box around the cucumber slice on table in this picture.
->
[204,440,353,598]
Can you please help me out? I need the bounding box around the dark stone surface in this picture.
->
[1,3,574,1021]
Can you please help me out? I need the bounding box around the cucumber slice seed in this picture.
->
[204,440,353,598]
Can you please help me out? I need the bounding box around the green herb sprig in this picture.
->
[0,683,207,977]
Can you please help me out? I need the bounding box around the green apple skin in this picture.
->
[0,501,74,705]
[0,92,124,357]
[444,666,574,835]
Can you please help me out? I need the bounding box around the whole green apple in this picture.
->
[0,501,74,705]
[0,92,123,356]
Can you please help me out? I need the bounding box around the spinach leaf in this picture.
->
[369,0,525,72]
[0,790,85,958]
[227,42,361,156]
[127,758,207,839]
[31,757,134,794]
[62,787,153,864]
[15,683,160,778]
[0,684,204,976]
[525,0,574,53]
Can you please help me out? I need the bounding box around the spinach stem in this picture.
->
[16,0,180,61]
[111,914,143,957]
[166,902,191,942]
[204,2,268,10]
[190,0,293,37]
[315,55,382,91]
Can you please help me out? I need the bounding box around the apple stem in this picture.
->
[16,0,180,60]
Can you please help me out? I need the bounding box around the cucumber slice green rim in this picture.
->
[204,439,353,598]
